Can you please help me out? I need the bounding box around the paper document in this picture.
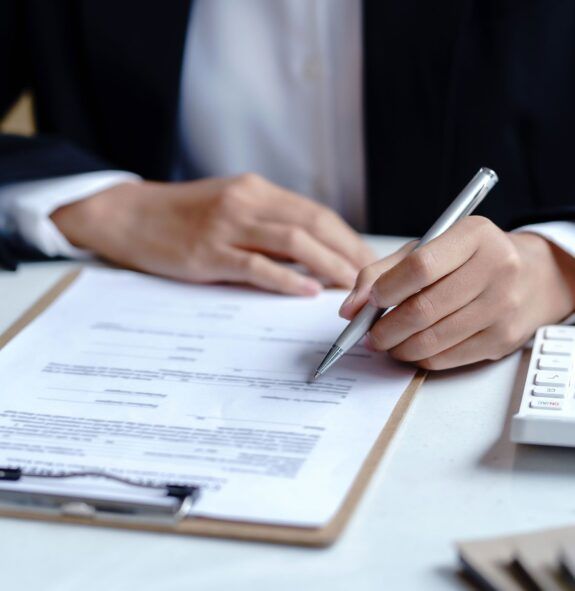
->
[0,269,416,527]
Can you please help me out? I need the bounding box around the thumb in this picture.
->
[338,241,416,319]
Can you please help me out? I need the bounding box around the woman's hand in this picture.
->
[339,216,575,370]
[51,174,375,295]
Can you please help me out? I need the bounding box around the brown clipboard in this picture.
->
[0,269,426,547]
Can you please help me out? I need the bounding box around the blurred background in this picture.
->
[1,94,34,136]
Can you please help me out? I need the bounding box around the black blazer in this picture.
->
[1,0,575,268]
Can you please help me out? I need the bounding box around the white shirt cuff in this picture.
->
[515,221,575,325]
[0,170,141,259]
[515,221,575,259]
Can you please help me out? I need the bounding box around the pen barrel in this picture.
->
[416,167,498,249]
[335,303,385,350]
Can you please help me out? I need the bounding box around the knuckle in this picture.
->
[369,324,388,351]
[284,226,305,251]
[356,265,381,289]
[391,328,439,362]
[220,173,264,211]
[358,264,378,283]
[500,247,522,274]
[243,253,264,276]
[407,250,437,284]
[309,206,333,234]
[411,327,440,357]
[370,281,386,306]
[404,292,436,326]
[235,172,263,190]
[219,186,245,213]
[468,215,495,234]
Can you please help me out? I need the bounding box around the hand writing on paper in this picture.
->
[339,217,575,370]
[51,174,375,296]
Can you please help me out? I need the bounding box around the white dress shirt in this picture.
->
[0,0,574,260]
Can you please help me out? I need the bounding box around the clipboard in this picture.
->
[0,269,426,547]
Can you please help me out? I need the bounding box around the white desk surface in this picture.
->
[1,235,574,591]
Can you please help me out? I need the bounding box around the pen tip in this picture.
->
[313,345,344,381]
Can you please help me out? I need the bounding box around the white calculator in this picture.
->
[511,325,575,447]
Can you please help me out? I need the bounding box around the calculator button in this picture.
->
[534,372,567,387]
[530,399,563,411]
[544,327,575,341]
[537,356,570,371]
[531,386,566,398]
[541,341,573,356]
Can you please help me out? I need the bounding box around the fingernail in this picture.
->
[339,289,356,316]
[299,278,322,296]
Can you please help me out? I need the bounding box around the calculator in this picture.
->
[511,325,575,447]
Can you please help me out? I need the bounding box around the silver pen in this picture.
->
[313,167,499,380]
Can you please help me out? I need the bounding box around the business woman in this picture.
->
[1,0,575,369]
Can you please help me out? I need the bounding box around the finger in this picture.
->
[236,223,358,288]
[222,249,323,296]
[249,177,376,268]
[367,251,490,350]
[408,328,511,371]
[369,217,489,309]
[302,209,377,269]
[339,241,416,319]
[381,293,496,362]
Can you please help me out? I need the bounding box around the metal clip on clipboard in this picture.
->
[0,467,201,527]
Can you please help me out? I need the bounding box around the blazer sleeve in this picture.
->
[0,1,112,269]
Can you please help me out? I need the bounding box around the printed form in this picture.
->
[0,269,416,527]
